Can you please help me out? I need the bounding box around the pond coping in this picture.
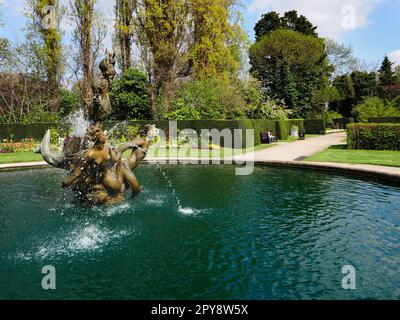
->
[1,159,400,184]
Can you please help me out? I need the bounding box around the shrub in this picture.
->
[242,77,291,120]
[20,104,59,124]
[304,119,326,134]
[162,98,201,120]
[390,96,400,110]
[352,97,400,122]
[110,68,150,120]
[163,78,245,120]
[332,117,354,129]
[347,123,400,150]
[59,89,81,118]
[126,125,140,140]
[368,116,400,123]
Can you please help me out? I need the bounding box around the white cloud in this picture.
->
[388,50,400,66]
[247,0,382,39]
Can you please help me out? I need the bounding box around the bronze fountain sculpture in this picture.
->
[40,50,159,204]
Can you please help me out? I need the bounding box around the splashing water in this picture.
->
[155,163,181,207]
[154,163,201,216]
[106,121,128,139]
[65,108,91,138]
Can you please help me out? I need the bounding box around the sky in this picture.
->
[1,0,399,67]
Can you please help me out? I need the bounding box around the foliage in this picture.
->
[70,0,107,106]
[254,10,317,41]
[378,55,395,87]
[351,71,379,103]
[161,78,245,120]
[125,125,140,140]
[162,99,201,120]
[0,37,12,68]
[110,68,150,120]
[380,84,400,101]
[189,0,246,80]
[126,0,248,117]
[326,110,343,119]
[244,97,290,120]
[325,38,357,76]
[304,119,326,134]
[25,0,64,112]
[352,97,400,122]
[391,96,400,110]
[347,123,400,150]
[59,88,81,118]
[242,77,290,120]
[20,104,59,125]
[114,0,135,72]
[330,71,379,117]
[250,29,331,118]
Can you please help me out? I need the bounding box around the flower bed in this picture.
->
[0,138,39,153]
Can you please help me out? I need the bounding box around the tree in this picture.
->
[114,0,135,72]
[0,3,12,70]
[163,78,245,120]
[254,10,317,41]
[190,0,246,80]
[395,65,400,83]
[110,68,150,120]
[379,55,395,86]
[249,29,331,118]
[70,0,106,107]
[325,38,357,76]
[330,74,355,116]
[352,96,400,122]
[136,0,190,117]
[25,0,64,112]
[351,71,379,104]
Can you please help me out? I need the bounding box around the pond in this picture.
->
[0,165,399,299]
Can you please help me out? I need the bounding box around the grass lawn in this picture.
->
[306,145,400,168]
[0,144,274,164]
[124,143,275,159]
[0,134,323,164]
[0,152,43,164]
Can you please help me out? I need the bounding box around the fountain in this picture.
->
[39,50,159,204]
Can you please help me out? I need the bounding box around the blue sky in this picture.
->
[1,0,399,66]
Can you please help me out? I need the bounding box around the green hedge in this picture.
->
[0,123,60,141]
[347,123,400,150]
[333,118,354,129]
[0,119,305,148]
[368,117,400,123]
[304,119,326,134]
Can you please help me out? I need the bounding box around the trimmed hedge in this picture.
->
[0,119,305,148]
[304,119,326,134]
[0,123,60,141]
[368,117,400,123]
[333,118,354,129]
[347,123,400,150]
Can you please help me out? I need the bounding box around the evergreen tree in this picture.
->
[249,29,330,118]
[379,55,395,86]
[254,10,317,41]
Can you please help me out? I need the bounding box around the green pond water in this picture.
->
[0,165,399,300]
